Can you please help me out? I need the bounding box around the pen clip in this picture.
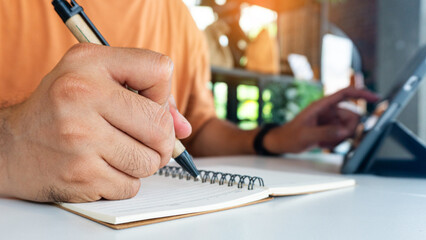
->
[69,0,110,46]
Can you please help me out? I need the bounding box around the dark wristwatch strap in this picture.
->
[253,123,280,156]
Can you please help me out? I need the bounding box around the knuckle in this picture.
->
[121,179,141,199]
[115,143,161,178]
[112,90,152,121]
[154,105,174,134]
[112,89,133,110]
[149,51,173,81]
[122,147,142,176]
[158,54,174,76]
[149,105,174,154]
[146,159,160,176]
[49,73,94,103]
[138,101,168,137]
[64,43,97,62]
[129,179,141,197]
[140,150,162,177]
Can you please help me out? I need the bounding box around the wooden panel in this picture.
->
[277,1,322,77]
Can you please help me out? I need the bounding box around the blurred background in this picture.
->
[183,0,426,146]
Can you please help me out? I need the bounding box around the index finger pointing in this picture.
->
[310,87,379,115]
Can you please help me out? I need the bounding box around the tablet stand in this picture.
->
[359,121,426,177]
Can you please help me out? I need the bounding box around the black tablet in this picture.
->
[341,46,426,174]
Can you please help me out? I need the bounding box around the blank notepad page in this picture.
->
[60,174,269,224]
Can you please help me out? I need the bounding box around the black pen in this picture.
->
[52,0,200,178]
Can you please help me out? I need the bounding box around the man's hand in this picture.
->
[263,87,379,153]
[0,43,191,202]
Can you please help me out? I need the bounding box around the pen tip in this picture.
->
[174,150,200,178]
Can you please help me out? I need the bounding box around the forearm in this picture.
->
[186,118,260,157]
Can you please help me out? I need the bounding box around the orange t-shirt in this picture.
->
[0,0,216,142]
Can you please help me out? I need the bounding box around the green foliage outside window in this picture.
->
[263,81,323,124]
[213,81,323,129]
[214,82,228,120]
[237,85,260,130]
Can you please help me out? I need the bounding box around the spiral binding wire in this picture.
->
[155,166,265,190]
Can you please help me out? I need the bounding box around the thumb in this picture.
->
[168,96,192,139]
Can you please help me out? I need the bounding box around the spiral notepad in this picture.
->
[58,164,355,229]
[157,166,265,190]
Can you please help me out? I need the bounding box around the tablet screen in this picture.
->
[341,46,426,174]
[351,100,389,149]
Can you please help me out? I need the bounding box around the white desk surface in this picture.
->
[2,155,426,240]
